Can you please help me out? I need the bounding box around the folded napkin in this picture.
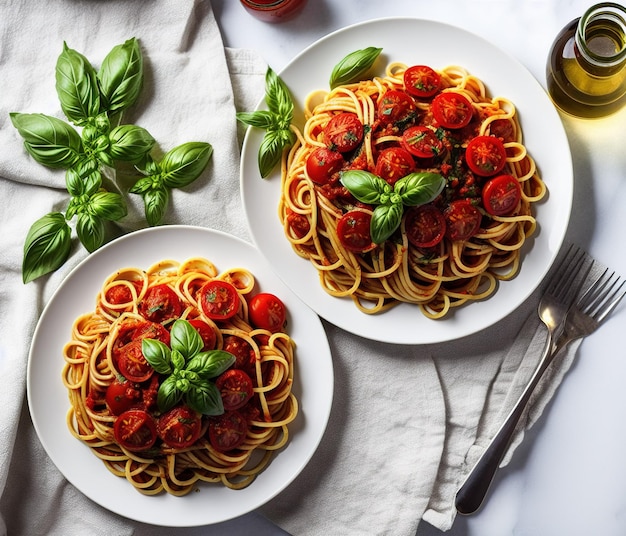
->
[0,2,586,535]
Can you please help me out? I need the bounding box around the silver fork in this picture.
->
[455,244,591,515]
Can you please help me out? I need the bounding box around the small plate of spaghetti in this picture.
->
[27,226,333,526]
[241,17,573,344]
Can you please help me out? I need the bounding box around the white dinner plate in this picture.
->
[240,17,573,344]
[27,226,334,527]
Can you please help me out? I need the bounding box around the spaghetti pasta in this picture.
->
[62,257,298,495]
[279,63,546,318]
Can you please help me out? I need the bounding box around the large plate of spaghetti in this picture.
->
[27,226,333,526]
[240,17,572,344]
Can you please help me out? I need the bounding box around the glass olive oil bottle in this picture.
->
[547,2,626,118]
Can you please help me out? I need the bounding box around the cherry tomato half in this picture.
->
[249,293,287,332]
[208,410,249,452]
[404,204,447,248]
[374,147,415,185]
[306,147,344,184]
[465,135,507,177]
[377,90,417,127]
[199,280,240,321]
[157,406,202,449]
[286,210,311,239]
[216,369,254,411]
[105,378,142,416]
[113,409,157,452]
[223,336,255,373]
[323,112,364,153]
[118,339,154,382]
[105,280,143,306]
[403,65,441,99]
[482,174,522,216]
[336,210,376,253]
[138,284,183,324]
[401,126,446,159]
[187,319,217,351]
[444,201,482,241]
[431,92,473,129]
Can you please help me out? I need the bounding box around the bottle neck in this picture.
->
[575,2,626,73]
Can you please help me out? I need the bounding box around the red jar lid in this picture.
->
[240,0,307,23]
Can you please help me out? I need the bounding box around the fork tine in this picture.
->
[578,267,626,322]
[548,244,591,302]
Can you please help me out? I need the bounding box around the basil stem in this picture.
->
[22,213,72,283]
[56,42,100,126]
[329,47,383,89]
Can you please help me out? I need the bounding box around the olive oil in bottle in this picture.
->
[546,2,626,118]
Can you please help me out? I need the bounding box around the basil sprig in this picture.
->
[11,38,213,283]
[237,67,295,178]
[329,47,383,89]
[340,170,445,244]
[143,319,235,415]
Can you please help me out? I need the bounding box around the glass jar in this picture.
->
[546,2,626,118]
[240,0,307,23]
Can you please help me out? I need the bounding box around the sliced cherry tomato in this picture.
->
[131,321,170,345]
[403,65,441,98]
[118,339,154,382]
[105,280,143,305]
[216,369,254,411]
[336,210,376,253]
[105,378,142,416]
[374,147,415,185]
[138,284,183,324]
[223,336,255,372]
[401,126,445,159]
[187,319,217,351]
[306,147,344,184]
[199,280,240,321]
[113,409,157,452]
[286,210,311,239]
[482,174,522,216]
[488,118,516,143]
[444,201,482,241]
[208,410,249,452]
[465,135,507,177]
[157,406,202,449]
[404,205,447,248]
[248,293,287,333]
[377,90,417,127]
[322,112,364,153]
[431,92,473,129]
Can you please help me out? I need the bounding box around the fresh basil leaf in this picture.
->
[340,170,390,204]
[129,176,154,195]
[170,319,204,360]
[395,172,445,206]
[157,375,183,413]
[22,212,72,283]
[55,42,100,125]
[258,128,294,178]
[65,161,102,197]
[10,113,82,169]
[186,350,235,379]
[160,142,213,189]
[371,202,404,244]
[142,338,173,374]
[171,349,186,371]
[265,67,293,124]
[142,186,169,226]
[98,37,143,114]
[76,212,104,253]
[88,191,127,221]
[185,380,223,416]
[236,110,277,129]
[108,125,155,162]
[329,46,383,89]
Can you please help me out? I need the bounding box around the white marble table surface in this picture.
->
[212,1,626,535]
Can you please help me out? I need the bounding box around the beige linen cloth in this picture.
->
[0,1,581,534]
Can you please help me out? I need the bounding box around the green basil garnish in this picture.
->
[340,170,445,244]
[22,213,72,284]
[329,47,383,89]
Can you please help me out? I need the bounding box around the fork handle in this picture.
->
[455,335,557,515]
